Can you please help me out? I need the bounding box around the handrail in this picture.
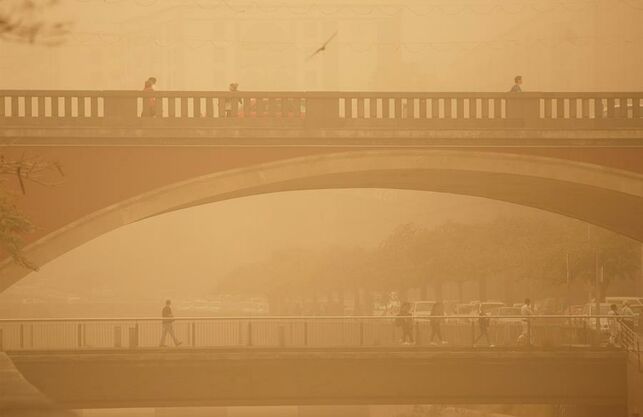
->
[620,321,642,372]
[0,314,623,323]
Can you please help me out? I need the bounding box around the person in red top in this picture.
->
[142,77,157,117]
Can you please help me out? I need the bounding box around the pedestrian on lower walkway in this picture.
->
[159,299,182,347]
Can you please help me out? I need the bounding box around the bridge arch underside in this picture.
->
[1,150,642,292]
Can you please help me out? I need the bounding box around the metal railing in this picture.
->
[1,91,641,129]
[620,320,642,372]
[0,315,623,351]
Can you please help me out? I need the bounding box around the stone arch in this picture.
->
[1,149,641,292]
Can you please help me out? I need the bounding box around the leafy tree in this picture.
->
[0,0,70,44]
[0,154,63,269]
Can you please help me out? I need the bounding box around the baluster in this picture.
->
[457,97,465,119]
[357,97,365,119]
[407,97,415,119]
[633,97,641,119]
[617,97,628,119]
[594,98,603,119]
[481,97,489,119]
[168,97,176,118]
[78,96,86,118]
[581,98,590,119]
[556,98,564,119]
[470,97,479,119]
[419,97,427,119]
[493,98,502,120]
[344,97,352,119]
[63,96,71,118]
[205,97,214,118]
[382,97,390,119]
[569,98,577,119]
[25,96,34,118]
[394,97,402,119]
[543,98,552,119]
[180,97,188,118]
[51,96,60,118]
[11,96,18,117]
[606,97,616,119]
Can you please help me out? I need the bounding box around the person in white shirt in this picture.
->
[608,304,620,347]
[517,298,534,345]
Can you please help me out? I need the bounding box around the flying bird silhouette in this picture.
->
[307,31,338,61]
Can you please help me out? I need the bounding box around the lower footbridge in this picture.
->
[0,316,641,416]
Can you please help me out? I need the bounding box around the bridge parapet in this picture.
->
[0,315,618,351]
[1,91,641,129]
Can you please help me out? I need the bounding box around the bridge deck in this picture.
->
[7,347,629,409]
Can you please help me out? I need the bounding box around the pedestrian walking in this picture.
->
[510,75,523,92]
[141,77,157,117]
[396,302,414,344]
[474,306,493,347]
[429,301,447,345]
[608,304,620,347]
[224,82,241,117]
[395,302,415,345]
[159,299,182,347]
[517,298,534,345]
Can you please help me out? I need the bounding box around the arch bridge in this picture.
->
[0,90,642,291]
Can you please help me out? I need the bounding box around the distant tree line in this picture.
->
[218,211,641,315]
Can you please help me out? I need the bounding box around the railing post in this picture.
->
[247,321,253,347]
[278,325,286,348]
[359,321,365,347]
[471,319,476,347]
[77,323,83,348]
[191,322,196,347]
[128,324,139,349]
[415,320,421,346]
[114,326,122,348]
[20,324,24,349]
[303,321,308,347]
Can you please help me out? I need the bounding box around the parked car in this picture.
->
[411,301,437,318]
[493,306,522,323]
[605,296,643,307]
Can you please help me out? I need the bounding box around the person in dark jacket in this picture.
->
[429,301,447,345]
[397,302,414,344]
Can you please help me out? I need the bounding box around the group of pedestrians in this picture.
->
[607,301,636,347]
[396,298,534,347]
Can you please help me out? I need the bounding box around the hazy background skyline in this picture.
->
[1,0,642,91]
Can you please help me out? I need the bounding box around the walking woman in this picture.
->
[429,301,447,345]
[141,77,157,117]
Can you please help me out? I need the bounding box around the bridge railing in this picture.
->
[0,91,641,128]
[0,315,622,351]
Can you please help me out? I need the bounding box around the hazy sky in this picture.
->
[1,0,642,90]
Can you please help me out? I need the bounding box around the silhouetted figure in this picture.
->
[396,302,414,344]
[510,75,523,93]
[474,306,493,347]
[429,302,447,345]
[608,303,620,347]
[142,77,157,117]
[517,298,534,345]
[224,82,241,117]
[159,299,181,347]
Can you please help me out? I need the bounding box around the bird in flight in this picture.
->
[307,31,338,61]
